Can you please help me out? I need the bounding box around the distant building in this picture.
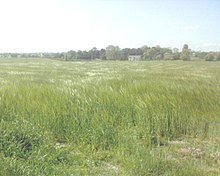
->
[128,55,141,61]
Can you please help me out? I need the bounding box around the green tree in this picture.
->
[106,45,120,60]
[143,46,164,60]
[65,50,77,61]
[89,47,99,60]
[172,48,180,60]
[120,48,130,60]
[163,52,172,60]
[195,51,208,60]
[216,52,220,61]
[205,53,215,61]
[143,47,156,60]
[100,49,106,60]
[173,52,180,60]
[180,44,191,61]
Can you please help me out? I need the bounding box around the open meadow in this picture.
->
[0,58,220,175]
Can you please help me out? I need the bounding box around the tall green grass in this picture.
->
[0,59,219,175]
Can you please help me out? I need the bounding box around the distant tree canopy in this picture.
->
[106,45,120,60]
[143,45,173,60]
[205,53,215,61]
[216,52,220,61]
[180,44,191,61]
[1,44,219,61]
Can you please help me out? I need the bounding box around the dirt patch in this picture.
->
[179,147,203,158]
[55,142,69,149]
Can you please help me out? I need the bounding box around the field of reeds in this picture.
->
[0,58,220,175]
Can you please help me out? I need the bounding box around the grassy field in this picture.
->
[0,58,220,175]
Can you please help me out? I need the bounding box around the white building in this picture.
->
[128,55,141,61]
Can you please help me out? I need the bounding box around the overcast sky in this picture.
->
[0,0,220,52]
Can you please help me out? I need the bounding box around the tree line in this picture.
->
[65,44,220,61]
[1,44,220,61]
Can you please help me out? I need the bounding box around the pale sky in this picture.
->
[0,0,220,53]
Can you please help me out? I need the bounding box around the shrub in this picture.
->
[205,54,215,61]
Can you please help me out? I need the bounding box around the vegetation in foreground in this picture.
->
[0,58,220,175]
